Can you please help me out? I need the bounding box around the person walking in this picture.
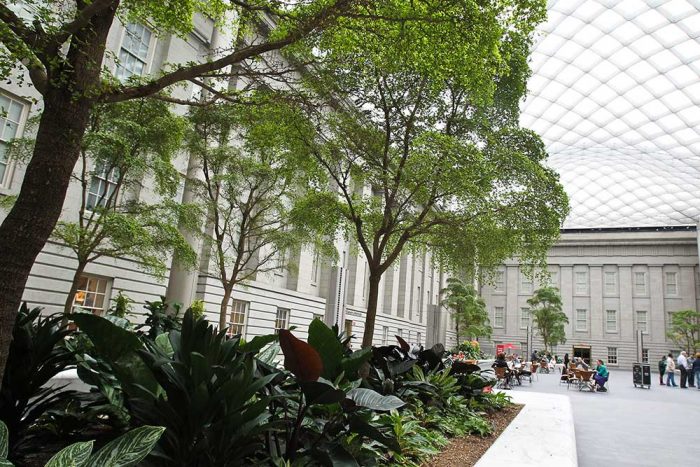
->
[666,353,677,387]
[658,355,666,385]
[677,351,688,388]
[564,352,570,369]
[693,352,700,391]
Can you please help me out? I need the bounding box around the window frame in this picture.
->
[72,274,111,315]
[274,307,290,334]
[115,22,156,80]
[86,162,121,211]
[0,93,29,190]
[520,307,530,330]
[494,306,505,328]
[228,299,249,338]
[382,326,389,345]
[604,271,617,295]
[665,271,678,296]
[574,271,588,295]
[605,309,618,333]
[575,308,588,332]
[642,348,649,363]
[519,271,533,295]
[635,310,648,334]
[634,272,647,296]
[607,347,618,365]
[494,269,505,293]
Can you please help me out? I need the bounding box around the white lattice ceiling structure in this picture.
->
[521,0,700,229]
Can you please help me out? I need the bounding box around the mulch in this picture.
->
[423,403,524,467]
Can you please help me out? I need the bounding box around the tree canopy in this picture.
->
[527,286,568,353]
[666,309,700,355]
[285,0,567,346]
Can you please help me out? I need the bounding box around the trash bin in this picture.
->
[633,362,651,389]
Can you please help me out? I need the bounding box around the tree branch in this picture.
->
[100,0,356,103]
[51,0,118,46]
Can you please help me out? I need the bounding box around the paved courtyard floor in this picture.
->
[514,370,700,467]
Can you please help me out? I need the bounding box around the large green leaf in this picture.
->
[0,420,8,459]
[348,415,401,452]
[86,425,165,467]
[239,334,278,354]
[299,381,346,406]
[308,319,344,380]
[256,342,280,366]
[346,388,404,411]
[72,314,142,362]
[45,441,93,467]
[154,333,174,357]
[0,460,14,466]
[340,347,372,379]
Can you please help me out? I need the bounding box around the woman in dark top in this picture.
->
[564,353,570,369]
[492,353,511,389]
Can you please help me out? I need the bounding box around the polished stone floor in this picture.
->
[515,369,700,467]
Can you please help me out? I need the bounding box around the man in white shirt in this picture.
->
[677,351,689,388]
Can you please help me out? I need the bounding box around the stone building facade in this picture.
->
[481,226,700,368]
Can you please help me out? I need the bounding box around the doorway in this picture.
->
[573,346,591,365]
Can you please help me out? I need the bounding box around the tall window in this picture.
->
[605,309,617,333]
[310,251,320,284]
[547,271,559,288]
[604,271,617,295]
[382,326,389,345]
[520,307,530,330]
[274,307,289,333]
[116,22,152,80]
[634,272,647,295]
[87,164,120,210]
[273,249,287,276]
[494,270,505,292]
[417,331,422,344]
[635,310,648,333]
[229,300,248,337]
[0,94,24,187]
[397,328,404,339]
[494,307,505,328]
[72,275,110,314]
[575,271,588,295]
[575,309,587,331]
[607,347,618,365]
[417,286,423,323]
[642,348,649,363]
[520,271,533,294]
[665,272,677,295]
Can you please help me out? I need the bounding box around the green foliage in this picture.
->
[136,297,183,339]
[451,340,483,360]
[442,279,492,342]
[44,425,164,467]
[109,292,134,319]
[123,311,276,466]
[185,93,335,328]
[187,300,205,320]
[527,286,568,352]
[666,309,700,355]
[49,99,197,301]
[0,304,77,460]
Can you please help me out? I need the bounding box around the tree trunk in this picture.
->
[361,273,382,348]
[220,286,233,331]
[63,261,88,316]
[0,5,116,386]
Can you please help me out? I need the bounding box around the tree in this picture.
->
[0,0,443,384]
[441,278,491,343]
[527,286,568,353]
[290,1,568,347]
[53,99,198,315]
[186,94,334,330]
[666,309,700,355]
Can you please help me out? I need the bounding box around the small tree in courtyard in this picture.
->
[666,309,700,355]
[442,278,491,343]
[11,99,198,316]
[527,286,568,353]
[186,95,334,331]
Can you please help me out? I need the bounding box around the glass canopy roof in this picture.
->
[521,0,700,229]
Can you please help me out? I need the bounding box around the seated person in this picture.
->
[492,353,512,389]
[591,359,609,391]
